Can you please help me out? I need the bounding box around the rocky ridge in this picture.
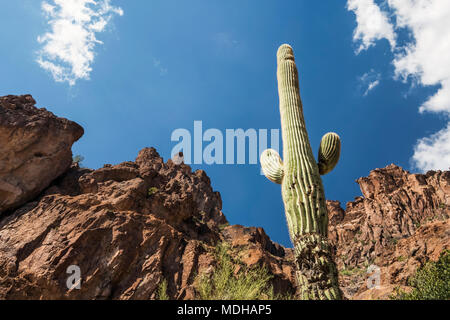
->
[0,95,448,299]
[0,147,296,299]
[328,164,449,299]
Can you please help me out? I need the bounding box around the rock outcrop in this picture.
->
[0,95,83,214]
[0,147,296,299]
[328,164,450,299]
[0,95,448,300]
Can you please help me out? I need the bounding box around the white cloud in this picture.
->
[37,0,123,85]
[348,0,450,172]
[388,0,450,116]
[347,0,396,53]
[412,124,450,172]
[359,69,381,95]
[366,80,380,94]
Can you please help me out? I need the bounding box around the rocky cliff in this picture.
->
[0,95,296,300]
[329,164,449,299]
[0,95,448,299]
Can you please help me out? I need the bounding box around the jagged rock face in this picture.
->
[0,96,449,300]
[0,148,296,299]
[0,95,83,214]
[328,164,450,299]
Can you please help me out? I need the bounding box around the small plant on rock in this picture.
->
[195,242,289,300]
[148,187,159,197]
[392,250,449,300]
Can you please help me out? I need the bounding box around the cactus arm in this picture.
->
[318,132,341,175]
[260,149,284,184]
[265,44,341,299]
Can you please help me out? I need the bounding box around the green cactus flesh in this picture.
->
[318,132,341,175]
[260,44,341,299]
[260,149,284,184]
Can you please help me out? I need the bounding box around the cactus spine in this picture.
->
[260,44,341,299]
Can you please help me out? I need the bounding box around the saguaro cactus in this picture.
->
[261,44,341,299]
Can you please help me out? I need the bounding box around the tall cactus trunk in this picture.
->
[261,44,342,299]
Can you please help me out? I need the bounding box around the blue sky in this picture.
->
[1,0,449,247]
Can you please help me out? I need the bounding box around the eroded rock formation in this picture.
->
[0,95,83,213]
[328,165,449,299]
[0,147,295,299]
[0,95,448,300]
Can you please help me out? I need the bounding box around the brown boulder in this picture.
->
[0,95,83,214]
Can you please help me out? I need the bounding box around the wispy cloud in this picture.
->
[348,0,450,172]
[153,58,168,76]
[347,0,396,53]
[37,0,123,86]
[359,69,381,96]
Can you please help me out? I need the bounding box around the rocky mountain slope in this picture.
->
[0,95,448,299]
[328,165,449,299]
[0,95,296,299]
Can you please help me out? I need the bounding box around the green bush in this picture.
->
[392,250,449,300]
[157,279,169,300]
[195,242,291,300]
[148,187,159,197]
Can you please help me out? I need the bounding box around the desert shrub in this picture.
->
[157,279,169,300]
[72,155,85,167]
[392,250,449,300]
[340,266,364,277]
[148,187,159,197]
[196,242,291,300]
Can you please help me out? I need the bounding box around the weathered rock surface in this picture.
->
[328,164,450,299]
[0,96,448,300]
[0,95,83,214]
[0,148,296,299]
